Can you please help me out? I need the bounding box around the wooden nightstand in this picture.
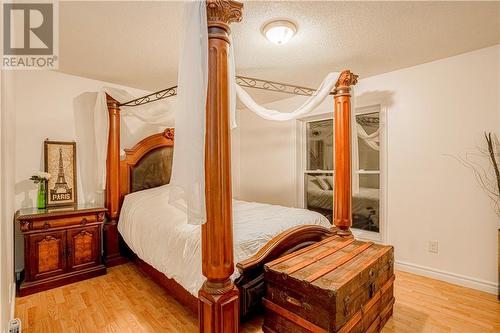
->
[16,204,107,296]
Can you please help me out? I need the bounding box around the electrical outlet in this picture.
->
[9,318,21,333]
[428,240,439,254]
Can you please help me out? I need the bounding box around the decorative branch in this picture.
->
[451,132,500,218]
[485,132,500,198]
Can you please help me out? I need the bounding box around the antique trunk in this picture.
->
[263,236,394,333]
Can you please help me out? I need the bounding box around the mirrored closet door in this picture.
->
[300,104,385,240]
[304,119,334,221]
[353,106,382,235]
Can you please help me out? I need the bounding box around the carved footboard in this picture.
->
[235,224,336,319]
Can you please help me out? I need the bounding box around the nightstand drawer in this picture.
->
[29,214,98,231]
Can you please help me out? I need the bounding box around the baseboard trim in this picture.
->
[395,260,498,295]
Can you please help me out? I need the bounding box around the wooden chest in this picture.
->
[263,236,394,333]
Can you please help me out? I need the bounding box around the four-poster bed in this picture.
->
[102,0,363,331]
[112,125,334,318]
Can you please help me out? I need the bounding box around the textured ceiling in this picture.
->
[58,1,500,102]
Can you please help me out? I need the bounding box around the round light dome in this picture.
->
[262,20,297,45]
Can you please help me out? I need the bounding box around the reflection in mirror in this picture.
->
[353,111,380,232]
[305,173,333,222]
[302,109,382,234]
[306,119,333,171]
[304,119,334,223]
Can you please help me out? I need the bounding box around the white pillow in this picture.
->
[325,176,334,189]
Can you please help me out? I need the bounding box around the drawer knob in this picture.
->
[80,218,88,225]
[43,222,50,229]
[286,296,302,307]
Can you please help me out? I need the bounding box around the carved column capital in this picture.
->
[206,0,243,28]
[334,70,359,94]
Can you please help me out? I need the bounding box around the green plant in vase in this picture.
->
[30,171,51,209]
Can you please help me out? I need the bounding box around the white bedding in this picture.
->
[118,184,331,296]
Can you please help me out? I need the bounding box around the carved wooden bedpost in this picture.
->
[199,1,243,332]
[104,94,126,266]
[333,71,358,237]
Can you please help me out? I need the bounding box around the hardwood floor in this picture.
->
[15,263,500,333]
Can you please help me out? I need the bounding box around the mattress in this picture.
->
[118,184,331,296]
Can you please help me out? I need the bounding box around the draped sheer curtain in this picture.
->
[168,1,208,224]
[74,1,353,225]
[356,123,380,151]
[74,87,175,205]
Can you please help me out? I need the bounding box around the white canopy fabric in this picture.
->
[73,2,212,224]
[357,123,380,151]
[168,0,209,224]
[74,87,175,205]
[74,1,355,225]
[228,33,340,122]
[234,72,340,121]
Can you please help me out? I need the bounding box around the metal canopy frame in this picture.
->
[118,75,318,107]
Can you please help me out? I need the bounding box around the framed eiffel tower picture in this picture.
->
[44,140,77,207]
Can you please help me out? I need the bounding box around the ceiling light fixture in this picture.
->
[262,19,297,45]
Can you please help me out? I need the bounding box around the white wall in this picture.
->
[235,84,335,207]
[7,70,152,274]
[236,45,500,293]
[357,45,500,293]
[11,71,152,210]
[0,68,16,332]
[236,98,303,207]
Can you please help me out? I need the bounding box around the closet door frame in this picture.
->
[296,102,388,244]
[296,114,334,211]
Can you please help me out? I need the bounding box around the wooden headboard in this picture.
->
[118,128,174,207]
